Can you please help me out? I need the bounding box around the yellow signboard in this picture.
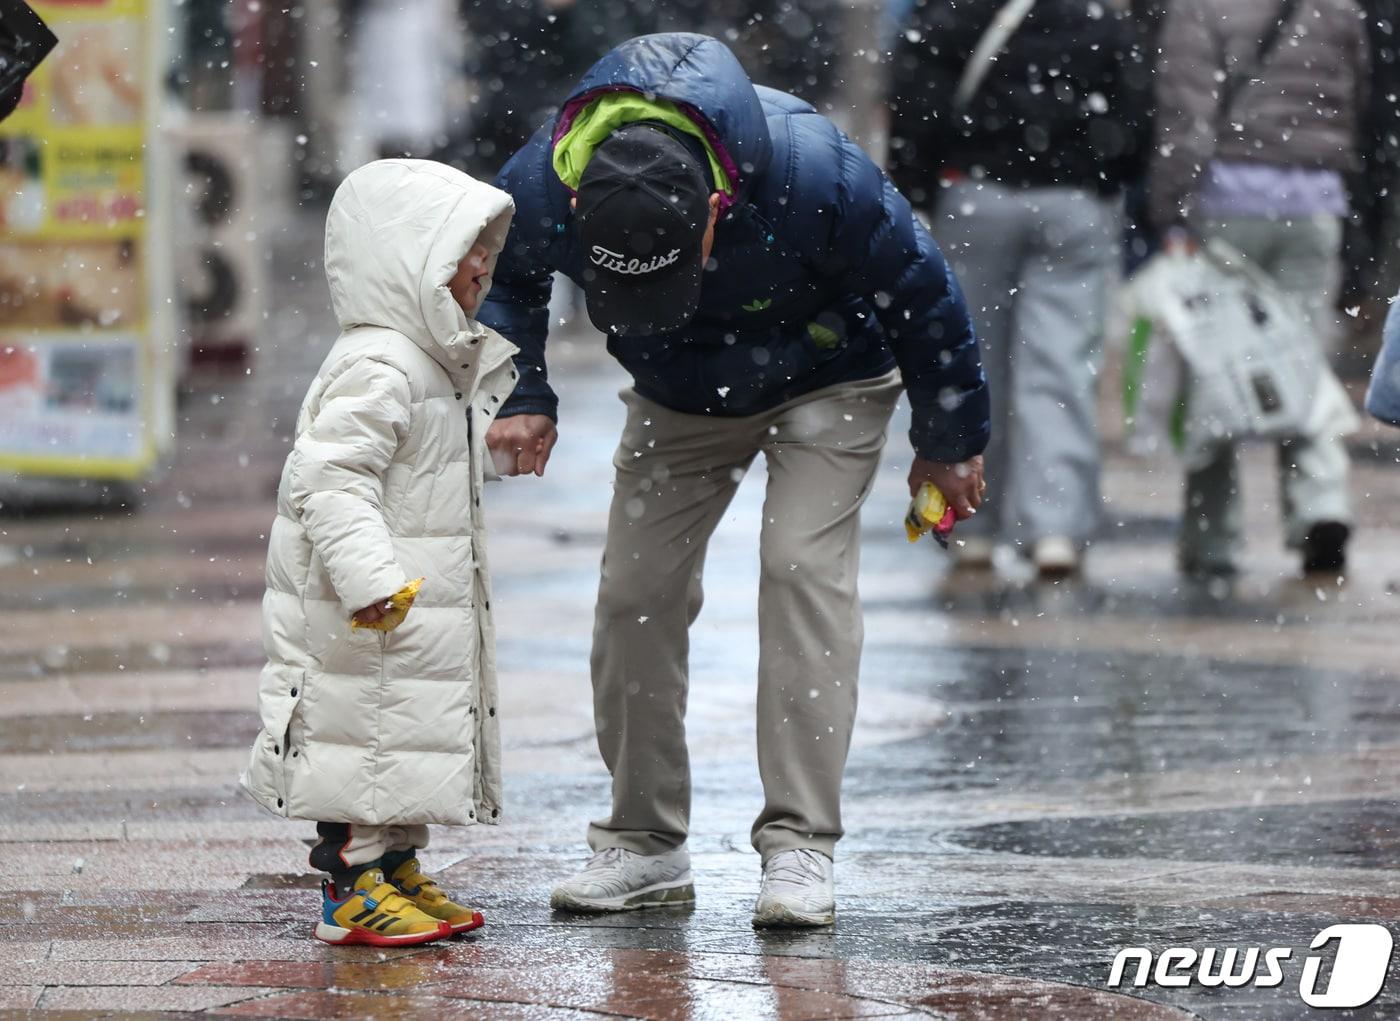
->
[0,0,169,480]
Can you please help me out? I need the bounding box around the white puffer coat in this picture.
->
[241,160,519,827]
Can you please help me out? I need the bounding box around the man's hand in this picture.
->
[910,455,985,520]
[486,413,558,477]
[352,598,392,627]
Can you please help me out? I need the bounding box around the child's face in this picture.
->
[449,243,493,315]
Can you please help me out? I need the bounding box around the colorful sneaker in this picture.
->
[388,858,485,935]
[314,869,452,946]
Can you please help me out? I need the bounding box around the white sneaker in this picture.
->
[1031,535,1080,578]
[549,846,694,913]
[953,536,996,568]
[752,848,835,928]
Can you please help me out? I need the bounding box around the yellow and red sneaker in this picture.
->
[388,858,485,935]
[314,869,452,946]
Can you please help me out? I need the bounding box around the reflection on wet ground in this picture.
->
[2,219,1400,1017]
[950,800,1400,865]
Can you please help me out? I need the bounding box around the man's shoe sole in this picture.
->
[550,876,696,913]
[313,921,451,946]
[751,901,836,929]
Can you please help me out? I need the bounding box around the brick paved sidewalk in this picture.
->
[5,221,1400,1018]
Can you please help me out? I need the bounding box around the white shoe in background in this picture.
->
[1031,535,1080,578]
[752,848,835,928]
[952,536,997,568]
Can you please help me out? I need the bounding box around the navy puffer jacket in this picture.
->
[478,33,989,462]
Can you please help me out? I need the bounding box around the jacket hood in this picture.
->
[324,159,515,370]
[554,33,772,205]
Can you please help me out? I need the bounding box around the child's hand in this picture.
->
[350,578,425,632]
[352,598,393,627]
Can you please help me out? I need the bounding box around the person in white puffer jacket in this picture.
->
[239,159,521,948]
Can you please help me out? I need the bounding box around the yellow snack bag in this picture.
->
[904,483,956,548]
[351,577,425,631]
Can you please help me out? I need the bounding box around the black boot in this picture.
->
[1302,521,1350,575]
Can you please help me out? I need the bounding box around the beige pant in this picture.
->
[586,371,902,864]
[309,822,429,872]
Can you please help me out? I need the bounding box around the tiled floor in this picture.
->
[4,219,1400,1017]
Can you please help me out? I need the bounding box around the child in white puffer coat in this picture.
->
[240,159,520,947]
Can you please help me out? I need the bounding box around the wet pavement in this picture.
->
[4,213,1400,1018]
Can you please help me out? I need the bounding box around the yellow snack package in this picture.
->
[351,577,425,631]
[904,483,956,548]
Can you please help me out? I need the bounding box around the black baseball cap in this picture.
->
[576,123,712,336]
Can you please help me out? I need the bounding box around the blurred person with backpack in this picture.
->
[888,0,1149,577]
[1149,0,1368,577]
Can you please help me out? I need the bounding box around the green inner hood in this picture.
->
[552,92,734,198]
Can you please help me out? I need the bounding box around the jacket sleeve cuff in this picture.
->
[909,425,989,464]
[498,392,559,421]
[335,563,411,620]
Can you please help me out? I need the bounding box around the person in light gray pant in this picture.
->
[1150,0,1366,576]
[938,183,1119,568]
[888,0,1148,576]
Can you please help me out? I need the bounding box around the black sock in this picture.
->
[330,860,380,897]
[380,848,417,879]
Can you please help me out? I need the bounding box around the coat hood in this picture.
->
[324,159,515,372]
[554,33,772,205]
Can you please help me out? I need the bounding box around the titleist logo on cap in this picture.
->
[590,245,683,276]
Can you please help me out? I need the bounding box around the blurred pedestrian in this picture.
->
[888,0,1148,577]
[241,160,520,947]
[1340,0,1400,323]
[719,0,844,107]
[1367,293,1400,425]
[1121,0,1168,273]
[478,33,989,928]
[342,0,460,166]
[453,0,658,178]
[1149,0,1367,577]
[1365,293,1400,592]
